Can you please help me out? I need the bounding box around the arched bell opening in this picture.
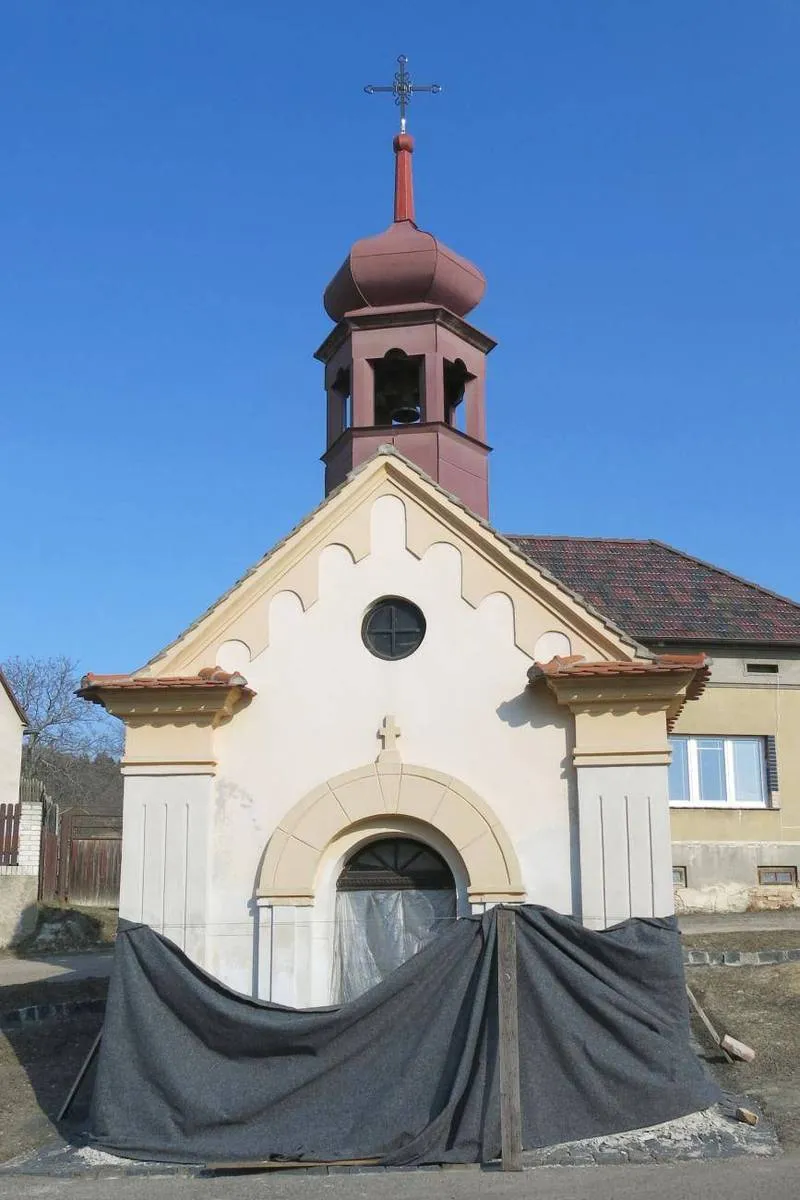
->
[372,348,423,426]
[333,366,352,431]
[332,835,457,1003]
[444,357,474,433]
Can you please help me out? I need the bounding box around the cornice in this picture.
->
[314,303,496,362]
[87,683,253,726]
[321,422,491,465]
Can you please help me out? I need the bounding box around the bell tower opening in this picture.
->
[333,367,351,431]
[444,357,473,433]
[373,349,423,426]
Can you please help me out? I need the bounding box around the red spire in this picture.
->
[393,133,415,223]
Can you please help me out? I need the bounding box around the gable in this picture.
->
[138,452,649,680]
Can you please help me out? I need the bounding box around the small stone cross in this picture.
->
[376,715,400,753]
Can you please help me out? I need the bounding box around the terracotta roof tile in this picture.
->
[78,668,249,693]
[530,652,708,684]
[508,537,800,645]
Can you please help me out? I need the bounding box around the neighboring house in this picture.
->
[0,668,39,948]
[0,668,25,811]
[509,538,800,912]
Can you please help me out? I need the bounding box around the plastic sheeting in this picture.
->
[332,889,457,1002]
[79,908,719,1166]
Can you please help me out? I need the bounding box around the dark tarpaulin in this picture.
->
[83,908,718,1165]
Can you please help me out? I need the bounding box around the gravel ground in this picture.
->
[687,962,800,1150]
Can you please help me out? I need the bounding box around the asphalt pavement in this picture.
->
[0,951,114,987]
[0,1157,798,1200]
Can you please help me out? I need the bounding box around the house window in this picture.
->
[673,866,688,888]
[746,662,779,676]
[757,866,797,886]
[668,736,769,807]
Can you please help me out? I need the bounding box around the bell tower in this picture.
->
[315,87,495,519]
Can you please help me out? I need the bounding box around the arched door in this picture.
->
[332,837,457,1002]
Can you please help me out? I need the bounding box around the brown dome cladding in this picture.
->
[324,222,486,321]
[323,133,486,322]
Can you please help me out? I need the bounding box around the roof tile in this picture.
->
[508,537,800,645]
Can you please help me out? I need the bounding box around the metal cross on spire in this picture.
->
[364,55,441,134]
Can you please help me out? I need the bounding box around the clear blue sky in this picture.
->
[1,1,798,673]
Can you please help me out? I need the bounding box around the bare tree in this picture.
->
[2,655,123,806]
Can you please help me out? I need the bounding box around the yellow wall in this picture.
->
[670,681,800,843]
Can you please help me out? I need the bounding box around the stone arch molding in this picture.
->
[257,763,525,906]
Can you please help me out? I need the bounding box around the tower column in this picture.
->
[465,365,487,443]
[422,352,445,423]
[351,357,374,427]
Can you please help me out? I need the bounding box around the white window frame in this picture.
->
[669,735,769,808]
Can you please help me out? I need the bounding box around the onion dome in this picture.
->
[324,134,486,322]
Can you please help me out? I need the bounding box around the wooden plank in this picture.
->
[204,1157,382,1172]
[685,985,735,1063]
[58,1030,103,1121]
[497,905,523,1172]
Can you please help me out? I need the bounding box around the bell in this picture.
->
[385,389,420,424]
[374,381,421,425]
[374,353,422,425]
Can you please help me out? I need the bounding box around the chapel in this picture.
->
[80,113,712,1006]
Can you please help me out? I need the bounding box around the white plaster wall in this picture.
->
[119,772,216,973]
[0,685,23,810]
[208,494,576,993]
[577,764,674,928]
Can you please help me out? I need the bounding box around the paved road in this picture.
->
[0,1158,798,1199]
[0,951,114,987]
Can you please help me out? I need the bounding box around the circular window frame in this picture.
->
[361,596,426,662]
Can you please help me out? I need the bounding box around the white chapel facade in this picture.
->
[81,131,708,1005]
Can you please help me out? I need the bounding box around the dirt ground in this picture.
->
[682,930,800,951]
[0,977,108,1014]
[0,1009,103,1163]
[687,962,800,1150]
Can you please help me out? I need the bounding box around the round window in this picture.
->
[362,597,426,661]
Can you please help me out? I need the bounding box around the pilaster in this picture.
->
[531,660,706,927]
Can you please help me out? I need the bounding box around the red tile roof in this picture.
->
[529,652,709,694]
[78,667,250,695]
[508,537,800,645]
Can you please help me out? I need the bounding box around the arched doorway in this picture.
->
[332,837,457,1002]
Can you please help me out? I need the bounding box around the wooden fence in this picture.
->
[39,793,60,900]
[39,806,122,908]
[0,802,20,867]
